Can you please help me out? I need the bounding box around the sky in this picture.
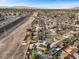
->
[0,0,79,9]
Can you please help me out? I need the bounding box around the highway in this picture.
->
[0,13,33,39]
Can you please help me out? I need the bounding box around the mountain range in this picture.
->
[0,6,79,9]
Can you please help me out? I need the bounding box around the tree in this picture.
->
[0,14,2,17]
[0,13,5,21]
[75,21,79,25]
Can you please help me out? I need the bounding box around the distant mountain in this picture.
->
[71,7,79,9]
[0,6,11,8]
[0,6,37,9]
[11,6,35,9]
[0,6,47,9]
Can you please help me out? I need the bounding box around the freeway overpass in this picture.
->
[0,12,38,59]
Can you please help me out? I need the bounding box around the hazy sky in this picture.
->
[0,0,79,9]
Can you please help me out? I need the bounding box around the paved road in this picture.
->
[0,13,32,39]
